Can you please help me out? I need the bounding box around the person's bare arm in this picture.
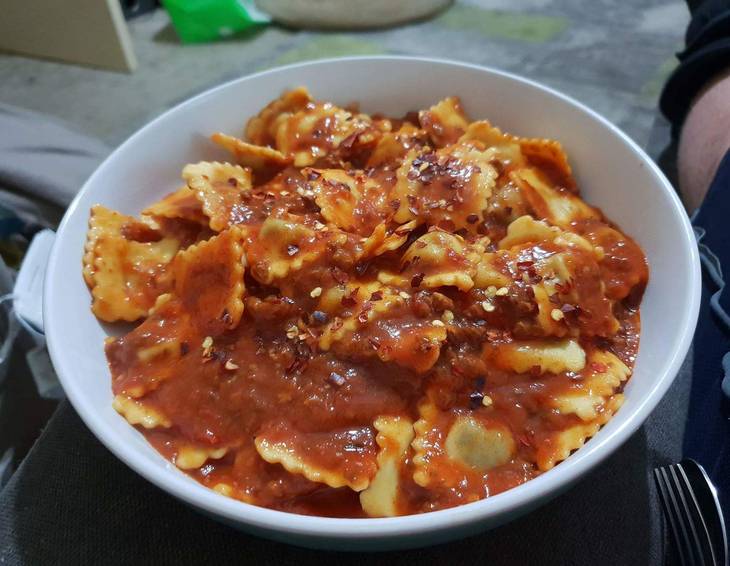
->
[677,68,730,211]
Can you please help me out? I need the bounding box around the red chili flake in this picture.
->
[466,214,479,224]
[370,291,383,301]
[340,132,359,149]
[438,219,456,232]
[555,281,573,294]
[286,358,305,374]
[340,287,360,307]
[286,341,312,375]
[307,170,321,181]
[518,434,531,447]
[516,260,535,270]
[331,317,343,331]
[389,199,401,211]
[180,342,190,356]
[420,172,434,185]
[451,364,465,377]
[405,196,419,216]
[394,225,412,236]
[287,244,299,256]
[410,255,421,266]
[415,240,427,249]
[591,362,608,373]
[411,272,425,287]
[357,310,370,323]
[227,178,238,187]
[330,267,349,284]
[486,329,503,341]
[368,337,381,350]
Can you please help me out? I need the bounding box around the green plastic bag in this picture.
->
[162,0,271,44]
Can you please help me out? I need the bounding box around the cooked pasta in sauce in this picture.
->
[84,88,648,517]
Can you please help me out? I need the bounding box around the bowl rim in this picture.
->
[44,55,701,540]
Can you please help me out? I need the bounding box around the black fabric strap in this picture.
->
[660,0,730,129]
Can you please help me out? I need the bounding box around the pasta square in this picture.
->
[210,132,291,178]
[391,143,499,232]
[360,416,414,517]
[142,187,208,226]
[245,87,314,146]
[172,226,245,334]
[255,422,377,491]
[304,167,390,235]
[182,161,253,232]
[412,402,515,499]
[419,96,470,147]
[84,205,179,322]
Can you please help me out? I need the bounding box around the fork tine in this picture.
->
[673,464,717,565]
[655,467,694,565]
[668,465,707,565]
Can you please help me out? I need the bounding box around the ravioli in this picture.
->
[84,88,647,518]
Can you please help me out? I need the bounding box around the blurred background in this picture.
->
[2,0,687,151]
[0,0,689,486]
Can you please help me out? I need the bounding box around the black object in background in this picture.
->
[120,0,158,19]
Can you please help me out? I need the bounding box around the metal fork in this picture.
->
[654,459,728,566]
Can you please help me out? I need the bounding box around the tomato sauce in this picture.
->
[96,94,648,517]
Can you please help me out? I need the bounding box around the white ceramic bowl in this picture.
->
[44,57,701,551]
